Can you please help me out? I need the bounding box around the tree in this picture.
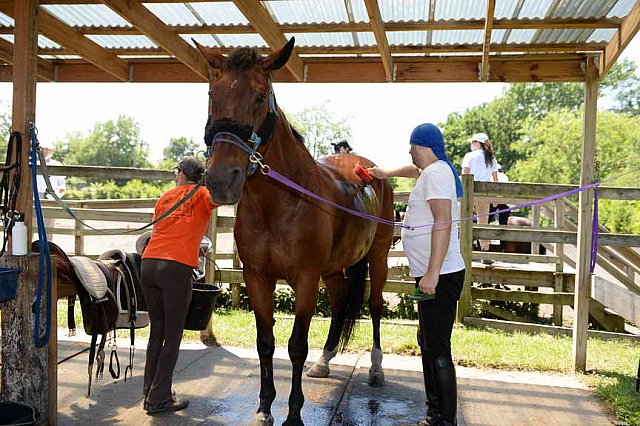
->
[0,103,11,156]
[509,109,640,234]
[159,136,200,170]
[600,58,640,116]
[59,115,150,168]
[286,104,352,158]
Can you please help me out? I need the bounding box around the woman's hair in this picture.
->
[480,139,495,168]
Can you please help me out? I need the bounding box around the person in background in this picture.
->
[140,157,216,416]
[461,132,498,252]
[331,140,354,154]
[368,123,465,426]
[36,140,66,240]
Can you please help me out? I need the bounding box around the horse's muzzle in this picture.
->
[205,166,244,205]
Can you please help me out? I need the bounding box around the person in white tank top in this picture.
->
[461,132,498,251]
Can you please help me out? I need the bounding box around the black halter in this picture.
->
[204,89,277,175]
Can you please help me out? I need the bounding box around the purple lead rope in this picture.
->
[590,185,600,274]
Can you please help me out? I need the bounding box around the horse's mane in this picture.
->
[290,126,305,145]
[225,48,261,70]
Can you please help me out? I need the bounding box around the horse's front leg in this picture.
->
[246,271,277,426]
[368,249,390,386]
[284,275,320,426]
[307,272,347,378]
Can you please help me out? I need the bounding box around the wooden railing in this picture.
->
[37,166,640,337]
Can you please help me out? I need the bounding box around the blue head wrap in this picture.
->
[410,123,463,198]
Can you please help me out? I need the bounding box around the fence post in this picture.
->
[230,204,241,308]
[201,208,219,342]
[74,202,85,256]
[532,205,540,255]
[553,198,565,325]
[457,174,474,323]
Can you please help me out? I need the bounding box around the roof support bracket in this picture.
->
[477,62,491,82]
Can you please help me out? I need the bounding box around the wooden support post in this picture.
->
[74,204,84,255]
[0,255,57,425]
[201,208,218,342]
[457,174,474,322]
[553,198,565,325]
[531,204,540,255]
[230,204,241,308]
[573,56,598,372]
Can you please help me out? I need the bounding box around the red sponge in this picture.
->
[354,163,373,184]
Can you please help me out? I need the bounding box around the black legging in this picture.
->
[141,258,193,406]
[415,269,465,360]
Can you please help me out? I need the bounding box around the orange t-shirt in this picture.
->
[142,184,216,268]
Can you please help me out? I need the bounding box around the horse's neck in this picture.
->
[241,113,321,215]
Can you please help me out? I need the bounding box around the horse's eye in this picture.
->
[256,92,266,104]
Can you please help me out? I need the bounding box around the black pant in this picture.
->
[141,258,193,405]
[489,203,510,226]
[415,269,465,360]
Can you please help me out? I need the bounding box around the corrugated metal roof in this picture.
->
[432,29,484,45]
[267,0,348,24]
[42,4,131,27]
[436,0,487,20]
[1,34,61,49]
[189,2,249,25]
[350,0,370,23]
[86,35,158,49]
[380,0,429,22]
[608,0,636,16]
[388,30,429,46]
[518,0,555,19]
[355,32,377,46]
[215,33,267,48]
[285,32,353,47]
[0,12,13,27]
[494,0,521,19]
[588,28,618,42]
[143,3,200,26]
[180,34,220,48]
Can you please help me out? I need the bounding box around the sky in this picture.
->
[1,35,639,169]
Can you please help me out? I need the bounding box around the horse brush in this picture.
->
[408,287,435,301]
[354,163,374,184]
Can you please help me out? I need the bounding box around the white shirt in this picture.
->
[36,157,66,198]
[461,149,498,182]
[401,160,465,277]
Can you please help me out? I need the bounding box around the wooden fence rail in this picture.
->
[35,166,640,335]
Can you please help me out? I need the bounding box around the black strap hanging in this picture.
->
[0,131,22,256]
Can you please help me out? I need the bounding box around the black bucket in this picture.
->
[0,402,36,425]
[184,283,221,331]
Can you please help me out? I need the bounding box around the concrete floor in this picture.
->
[56,338,614,426]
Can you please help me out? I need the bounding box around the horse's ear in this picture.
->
[261,37,295,71]
[193,38,225,70]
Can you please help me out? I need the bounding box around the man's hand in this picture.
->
[419,270,439,295]
[366,166,388,179]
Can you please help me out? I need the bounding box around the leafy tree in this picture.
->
[162,136,199,164]
[59,115,150,168]
[509,109,640,234]
[600,58,640,116]
[286,104,352,158]
[0,103,11,156]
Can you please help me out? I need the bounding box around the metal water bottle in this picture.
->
[11,212,28,256]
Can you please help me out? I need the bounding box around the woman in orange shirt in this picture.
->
[141,157,216,415]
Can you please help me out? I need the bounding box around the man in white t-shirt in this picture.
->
[368,123,464,426]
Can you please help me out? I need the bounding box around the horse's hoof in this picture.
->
[282,416,304,426]
[306,363,329,378]
[368,368,385,386]
[251,413,274,426]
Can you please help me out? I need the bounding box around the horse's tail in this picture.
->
[340,255,368,351]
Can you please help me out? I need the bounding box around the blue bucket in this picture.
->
[0,267,21,303]
[0,401,36,425]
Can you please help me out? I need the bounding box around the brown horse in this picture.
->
[194,38,394,425]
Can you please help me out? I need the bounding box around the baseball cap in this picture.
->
[468,132,489,144]
[177,157,205,181]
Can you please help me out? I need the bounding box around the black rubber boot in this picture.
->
[417,315,440,425]
[431,356,457,426]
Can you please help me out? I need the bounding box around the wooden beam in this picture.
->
[0,37,54,81]
[458,174,474,322]
[573,56,599,373]
[364,0,393,81]
[100,0,208,80]
[592,276,640,326]
[0,3,129,81]
[601,0,640,76]
[231,0,304,81]
[480,0,496,81]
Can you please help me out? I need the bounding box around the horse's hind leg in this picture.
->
[246,272,277,426]
[306,272,348,378]
[367,242,391,386]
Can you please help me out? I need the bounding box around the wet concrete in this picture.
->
[56,339,613,425]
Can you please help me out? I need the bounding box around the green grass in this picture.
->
[58,302,640,425]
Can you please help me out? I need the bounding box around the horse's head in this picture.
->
[194,37,295,205]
